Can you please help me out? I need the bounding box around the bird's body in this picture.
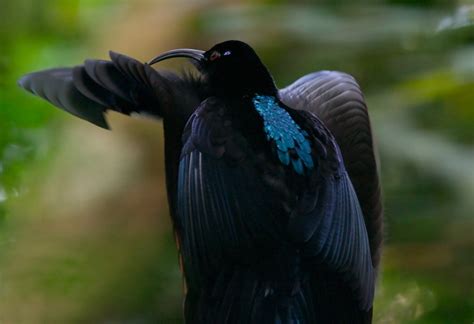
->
[18,40,383,323]
[177,93,373,323]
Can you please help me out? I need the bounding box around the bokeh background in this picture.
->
[1,0,473,323]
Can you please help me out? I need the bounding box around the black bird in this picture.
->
[18,40,383,323]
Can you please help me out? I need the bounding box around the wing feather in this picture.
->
[178,98,314,322]
[18,51,203,127]
[302,172,374,310]
[18,67,109,128]
[280,70,383,269]
[178,96,374,322]
[18,52,206,217]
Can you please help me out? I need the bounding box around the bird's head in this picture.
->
[148,40,277,97]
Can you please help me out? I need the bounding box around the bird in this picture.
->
[18,40,383,323]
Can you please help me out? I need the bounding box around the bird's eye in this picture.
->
[209,51,221,61]
[223,50,231,56]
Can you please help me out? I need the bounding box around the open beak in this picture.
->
[147,48,206,66]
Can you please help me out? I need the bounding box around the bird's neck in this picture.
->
[210,64,278,99]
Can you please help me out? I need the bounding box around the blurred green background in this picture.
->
[1,0,473,323]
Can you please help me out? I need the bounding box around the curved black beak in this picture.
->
[147,48,206,66]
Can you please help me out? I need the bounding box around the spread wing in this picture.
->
[17,51,202,128]
[280,71,383,269]
[18,51,206,214]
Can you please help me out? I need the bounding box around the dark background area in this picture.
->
[1,0,473,322]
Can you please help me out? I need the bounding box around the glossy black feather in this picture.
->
[280,71,383,269]
[176,96,374,323]
[178,127,310,323]
[72,65,115,108]
[18,67,109,128]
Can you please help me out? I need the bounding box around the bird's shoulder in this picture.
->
[180,97,250,163]
[181,95,345,182]
[286,105,344,179]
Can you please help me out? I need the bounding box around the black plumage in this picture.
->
[18,40,383,323]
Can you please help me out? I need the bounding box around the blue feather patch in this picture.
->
[252,95,314,174]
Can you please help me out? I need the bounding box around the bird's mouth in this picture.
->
[147,48,206,66]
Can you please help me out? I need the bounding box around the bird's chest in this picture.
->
[176,96,315,272]
[176,150,287,260]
